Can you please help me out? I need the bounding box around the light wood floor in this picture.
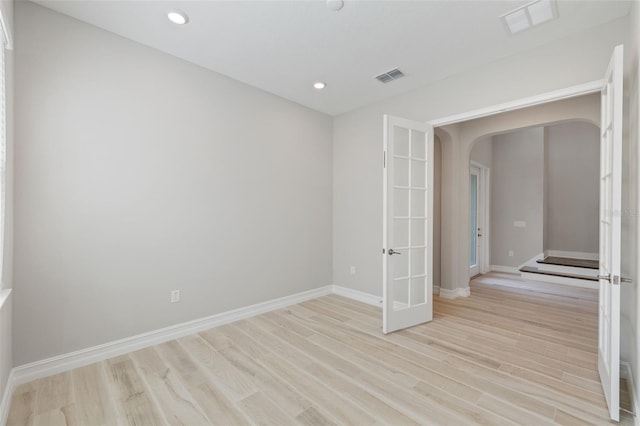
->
[7,273,634,425]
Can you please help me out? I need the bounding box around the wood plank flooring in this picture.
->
[7,273,634,425]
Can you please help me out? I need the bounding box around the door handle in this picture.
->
[388,249,402,255]
[598,274,633,284]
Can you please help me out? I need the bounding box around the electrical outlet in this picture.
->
[350,266,356,275]
[170,290,180,303]
[508,250,514,257]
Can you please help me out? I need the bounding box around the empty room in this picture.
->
[0,0,639,424]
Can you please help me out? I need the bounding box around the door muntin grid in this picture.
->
[389,127,428,311]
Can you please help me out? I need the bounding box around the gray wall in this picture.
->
[544,121,600,254]
[490,127,544,267]
[471,120,600,269]
[9,1,639,395]
[14,2,333,364]
[470,136,492,168]
[444,96,598,279]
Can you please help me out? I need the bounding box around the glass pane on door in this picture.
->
[395,127,409,157]
[411,219,425,246]
[411,277,426,306]
[411,190,425,217]
[470,173,478,267]
[394,220,409,248]
[411,130,426,160]
[394,158,410,187]
[394,279,409,310]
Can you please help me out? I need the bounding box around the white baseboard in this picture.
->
[0,370,15,426]
[332,285,381,307]
[10,285,333,387]
[439,287,470,299]
[332,284,441,302]
[519,253,544,269]
[490,265,519,274]
[546,250,599,261]
[621,361,639,424]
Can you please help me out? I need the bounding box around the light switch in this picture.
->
[514,221,527,228]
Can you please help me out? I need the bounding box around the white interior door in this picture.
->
[598,44,623,422]
[383,115,434,334]
[470,166,481,277]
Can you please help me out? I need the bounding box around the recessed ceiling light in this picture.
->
[313,82,326,90]
[500,0,557,35]
[167,10,189,25]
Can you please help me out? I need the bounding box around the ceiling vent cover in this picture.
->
[501,0,558,34]
[376,68,405,83]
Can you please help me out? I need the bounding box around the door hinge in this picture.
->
[382,248,385,254]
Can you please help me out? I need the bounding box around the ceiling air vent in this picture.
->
[376,68,405,84]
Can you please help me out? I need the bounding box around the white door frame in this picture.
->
[430,80,602,127]
[470,161,490,276]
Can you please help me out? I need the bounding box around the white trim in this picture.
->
[393,301,409,310]
[0,9,10,50]
[0,368,16,425]
[469,164,481,278]
[545,250,599,261]
[490,265,520,274]
[332,285,381,306]
[0,289,9,312]
[433,285,441,294]
[621,361,639,424]
[0,369,14,426]
[429,80,602,127]
[10,285,332,387]
[0,290,10,426]
[526,262,599,277]
[0,283,389,422]
[519,271,599,289]
[0,281,413,413]
[439,287,471,299]
[520,253,545,269]
[469,161,491,275]
[483,168,491,274]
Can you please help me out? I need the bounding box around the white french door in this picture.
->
[598,44,623,422]
[382,115,434,334]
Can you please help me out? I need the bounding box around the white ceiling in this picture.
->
[32,0,631,116]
